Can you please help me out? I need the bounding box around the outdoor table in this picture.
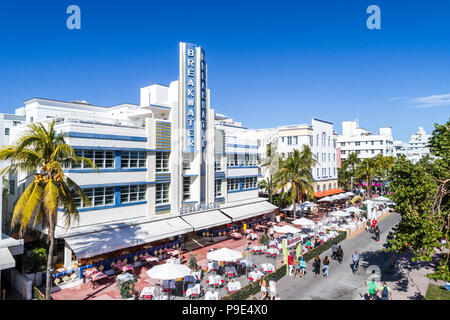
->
[247,233,258,240]
[185,285,201,299]
[84,267,98,278]
[225,266,237,278]
[141,255,159,263]
[162,280,176,292]
[260,263,275,273]
[204,291,219,300]
[230,232,242,239]
[140,286,156,300]
[117,272,134,283]
[248,270,264,282]
[266,248,280,257]
[166,258,180,264]
[268,240,278,248]
[244,229,253,234]
[226,281,241,293]
[90,271,108,289]
[206,275,224,287]
[167,249,180,256]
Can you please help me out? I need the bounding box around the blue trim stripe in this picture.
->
[227,144,259,149]
[227,187,258,194]
[78,181,151,188]
[66,132,147,142]
[65,168,147,173]
[76,201,147,212]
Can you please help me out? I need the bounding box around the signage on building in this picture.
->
[182,43,207,153]
[287,235,302,248]
[337,148,341,168]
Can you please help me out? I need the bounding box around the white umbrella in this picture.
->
[330,210,351,217]
[273,225,301,234]
[292,217,315,226]
[317,196,333,202]
[344,192,355,197]
[330,194,344,201]
[345,206,365,213]
[373,196,392,202]
[300,201,316,208]
[146,263,192,280]
[206,248,243,262]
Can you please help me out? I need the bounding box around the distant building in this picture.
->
[406,127,431,164]
[254,118,339,195]
[393,140,406,158]
[337,120,394,160]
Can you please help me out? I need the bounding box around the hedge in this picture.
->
[303,231,347,262]
[221,265,287,300]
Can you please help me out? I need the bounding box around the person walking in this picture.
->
[374,226,381,242]
[331,243,338,260]
[337,245,344,264]
[322,256,330,278]
[378,282,392,300]
[352,251,360,273]
[293,256,300,278]
[313,256,321,278]
[259,278,268,300]
[365,278,378,300]
[269,226,274,240]
[299,255,306,278]
[269,277,277,300]
[288,251,294,276]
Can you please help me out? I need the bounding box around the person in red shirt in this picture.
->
[288,252,294,276]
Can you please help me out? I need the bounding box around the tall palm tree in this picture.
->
[272,146,316,220]
[0,121,97,300]
[355,157,378,199]
[259,143,279,203]
[346,152,361,173]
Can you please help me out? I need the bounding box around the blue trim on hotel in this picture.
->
[227,187,259,194]
[76,201,147,213]
[66,132,147,142]
[65,168,147,173]
[226,144,259,149]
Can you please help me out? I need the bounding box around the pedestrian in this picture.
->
[332,243,338,260]
[293,256,300,278]
[337,245,343,263]
[365,278,378,300]
[352,251,360,273]
[374,226,380,242]
[259,278,268,300]
[313,256,321,278]
[269,277,277,300]
[269,226,274,240]
[288,251,294,276]
[274,294,281,300]
[299,255,306,278]
[322,256,330,278]
[378,282,392,300]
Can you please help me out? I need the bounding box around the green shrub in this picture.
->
[259,234,270,245]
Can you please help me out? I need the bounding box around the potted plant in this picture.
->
[259,234,270,246]
[188,254,199,271]
[117,278,138,300]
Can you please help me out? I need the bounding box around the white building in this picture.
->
[254,118,339,195]
[405,127,431,164]
[4,42,276,271]
[337,120,394,160]
[393,140,406,158]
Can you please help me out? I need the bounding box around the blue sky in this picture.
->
[0,0,449,141]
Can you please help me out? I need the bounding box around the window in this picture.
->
[294,136,298,145]
[9,180,15,195]
[356,150,361,154]
[70,149,114,169]
[317,185,321,192]
[121,185,146,203]
[242,177,257,189]
[227,178,239,191]
[317,168,320,177]
[371,150,375,154]
[281,137,285,143]
[371,141,374,145]
[243,154,257,166]
[341,142,345,147]
[310,136,313,146]
[183,153,191,170]
[287,136,292,145]
[122,151,146,168]
[156,183,169,204]
[227,154,239,167]
[75,187,114,208]
[328,137,330,147]
[380,140,384,145]
[183,177,191,201]
[341,150,346,155]
[333,140,336,148]
[5,128,10,135]
[316,135,319,146]
[355,142,361,146]
[215,155,222,171]
[215,180,222,197]
[156,152,170,172]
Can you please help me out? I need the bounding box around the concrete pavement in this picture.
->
[274,212,401,300]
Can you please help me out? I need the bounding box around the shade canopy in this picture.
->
[220,201,277,221]
[317,196,333,202]
[330,194,345,201]
[330,210,351,217]
[273,225,301,234]
[65,217,193,259]
[373,196,392,202]
[291,218,315,226]
[181,210,231,231]
[0,248,15,270]
[206,248,243,262]
[146,263,192,280]
[300,201,316,208]
[343,192,355,197]
[345,206,365,213]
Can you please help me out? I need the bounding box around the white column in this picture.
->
[63,242,72,269]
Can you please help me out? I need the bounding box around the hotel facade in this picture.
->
[3,42,276,270]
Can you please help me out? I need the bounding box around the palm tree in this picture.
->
[374,155,395,193]
[355,157,378,199]
[272,146,316,220]
[0,121,97,300]
[258,177,273,199]
[347,152,361,173]
[259,143,279,203]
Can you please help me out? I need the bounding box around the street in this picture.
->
[276,212,401,300]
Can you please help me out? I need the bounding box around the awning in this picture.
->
[181,210,231,231]
[314,188,345,198]
[220,201,278,221]
[64,217,193,259]
[0,248,15,270]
